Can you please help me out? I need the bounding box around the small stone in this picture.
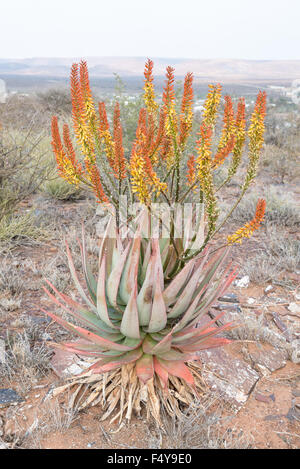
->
[247,297,256,305]
[264,285,274,294]
[234,276,250,288]
[0,389,23,407]
[288,302,300,315]
[0,339,5,364]
[218,293,239,303]
[291,339,300,364]
[213,303,241,311]
[255,393,271,403]
[294,397,300,410]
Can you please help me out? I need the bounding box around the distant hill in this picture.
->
[1,57,300,83]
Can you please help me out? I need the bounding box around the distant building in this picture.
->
[290,79,300,105]
[0,79,7,103]
[268,80,300,105]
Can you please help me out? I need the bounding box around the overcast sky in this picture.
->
[0,0,299,60]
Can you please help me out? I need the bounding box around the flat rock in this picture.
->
[198,348,259,411]
[249,348,287,374]
[0,389,23,408]
[51,347,92,378]
[50,349,79,378]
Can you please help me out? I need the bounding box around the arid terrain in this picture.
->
[0,75,299,449]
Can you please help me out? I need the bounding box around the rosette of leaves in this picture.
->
[43,211,236,423]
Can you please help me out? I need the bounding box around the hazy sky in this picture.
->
[1,0,300,60]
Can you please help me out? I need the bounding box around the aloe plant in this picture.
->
[43,211,237,421]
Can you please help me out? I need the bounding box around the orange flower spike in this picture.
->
[248,91,267,154]
[70,63,84,124]
[98,101,115,169]
[244,91,267,189]
[113,102,126,180]
[217,95,235,152]
[227,198,266,244]
[186,154,197,190]
[84,159,109,203]
[136,108,147,138]
[62,124,76,166]
[143,59,158,114]
[160,135,172,162]
[98,102,109,133]
[129,145,150,204]
[179,72,194,145]
[196,123,219,233]
[79,60,98,124]
[163,66,177,137]
[70,63,95,159]
[212,135,236,169]
[146,114,157,163]
[202,84,222,128]
[227,97,246,178]
[51,117,82,185]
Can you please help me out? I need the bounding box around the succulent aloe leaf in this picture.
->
[43,284,112,335]
[41,309,136,352]
[156,358,195,387]
[178,337,231,352]
[98,215,118,275]
[119,229,141,304]
[186,208,205,253]
[170,287,207,334]
[96,255,119,329]
[65,240,97,313]
[54,340,125,356]
[163,257,196,307]
[137,247,156,326]
[156,349,196,362]
[153,239,164,291]
[151,331,173,354]
[153,357,169,389]
[80,226,97,303]
[44,280,118,334]
[49,341,124,357]
[167,259,205,319]
[88,347,143,373]
[146,251,167,333]
[140,239,152,284]
[193,248,229,300]
[142,335,159,354]
[173,321,233,346]
[189,266,238,328]
[122,337,144,348]
[120,284,140,339]
[136,354,154,383]
[106,242,131,309]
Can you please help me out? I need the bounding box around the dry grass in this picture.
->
[42,178,85,201]
[0,319,52,393]
[161,398,251,449]
[232,186,299,228]
[240,226,300,284]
